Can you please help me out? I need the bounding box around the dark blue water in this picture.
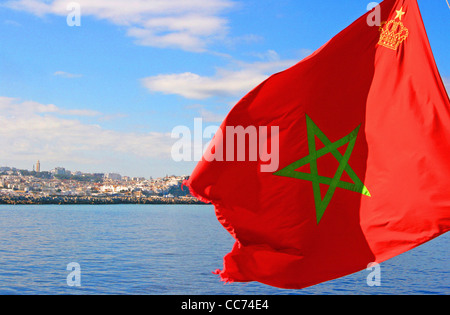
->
[0,205,447,295]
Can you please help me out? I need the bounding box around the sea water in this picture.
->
[0,204,447,295]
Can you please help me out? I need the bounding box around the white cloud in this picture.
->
[4,19,22,27]
[4,0,234,52]
[141,55,297,99]
[0,97,100,117]
[54,71,83,79]
[4,0,51,16]
[198,108,226,123]
[0,97,173,167]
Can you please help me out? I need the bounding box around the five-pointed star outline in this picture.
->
[274,115,371,224]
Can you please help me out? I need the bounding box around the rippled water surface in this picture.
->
[0,205,448,295]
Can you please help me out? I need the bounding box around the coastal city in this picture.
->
[0,160,203,205]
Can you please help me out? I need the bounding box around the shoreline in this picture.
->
[0,196,206,205]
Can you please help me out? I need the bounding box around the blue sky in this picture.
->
[0,0,449,177]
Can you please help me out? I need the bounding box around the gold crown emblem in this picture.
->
[378,19,409,50]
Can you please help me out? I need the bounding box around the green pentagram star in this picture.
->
[274,115,371,224]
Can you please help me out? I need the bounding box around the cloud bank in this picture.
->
[142,55,297,99]
[4,0,234,52]
[0,97,173,168]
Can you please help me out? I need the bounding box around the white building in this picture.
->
[51,167,67,175]
[105,173,122,181]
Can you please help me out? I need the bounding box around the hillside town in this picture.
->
[0,163,203,205]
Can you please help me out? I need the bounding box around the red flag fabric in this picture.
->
[184,0,450,289]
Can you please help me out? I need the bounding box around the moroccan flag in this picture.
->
[184,0,450,289]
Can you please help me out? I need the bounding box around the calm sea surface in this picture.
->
[0,204,447,295]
